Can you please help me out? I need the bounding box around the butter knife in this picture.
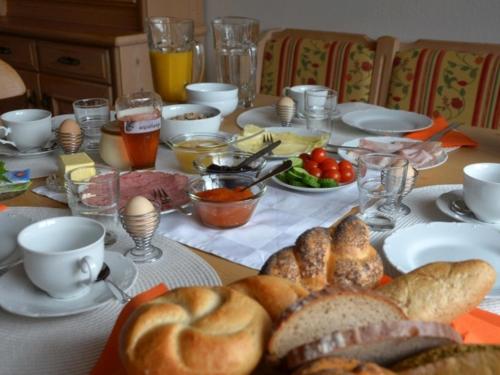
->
[427,122,461,142]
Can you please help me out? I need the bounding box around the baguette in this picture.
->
[376,260,496,323]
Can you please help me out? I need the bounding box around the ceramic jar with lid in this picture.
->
[99,120,131,170]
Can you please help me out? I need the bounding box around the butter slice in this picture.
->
[58,152,96,182]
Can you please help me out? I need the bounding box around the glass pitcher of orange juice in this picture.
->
[146,17,205,103]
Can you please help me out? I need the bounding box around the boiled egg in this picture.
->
[125,196,155,216]
[59,119,82,136]
[277,96,295,108]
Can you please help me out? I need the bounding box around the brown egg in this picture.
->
[59,119,82,136]
[125,196,155,216]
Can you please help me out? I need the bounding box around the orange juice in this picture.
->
[149,50,193,102]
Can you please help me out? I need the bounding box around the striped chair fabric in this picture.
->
[260,36,376,103]
[386,48,500,129]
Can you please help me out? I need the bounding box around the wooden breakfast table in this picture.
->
[4,94,500,285]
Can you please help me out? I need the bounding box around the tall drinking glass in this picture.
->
[115,91,162,170]
[65,165,119,246]
[73,98,110,153]
[305,88,338,137]
[357,153,409,231]
[212,16,259,108]
[146,17,205,103]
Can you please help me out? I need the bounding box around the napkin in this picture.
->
[90,284,169,375]
[380,275,500,344]
[405,116,478,148]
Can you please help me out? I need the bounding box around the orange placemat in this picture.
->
[379,275,500,344]
[91,284,169,375]
[405,116,478,148]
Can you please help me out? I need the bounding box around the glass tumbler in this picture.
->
[212,16,259,108]
[115,91,162,170]
[73,98,110,153]
[65,164,120,246]
[305,88,338,137]
[357,153,409,231]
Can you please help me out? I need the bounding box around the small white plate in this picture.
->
[0,212,33,271]
[0,251,138,317]
[338,136,448,170]
[341,109,432,135]
[383,222,500,298]
[272,175,356,193]
[436,189,500,229]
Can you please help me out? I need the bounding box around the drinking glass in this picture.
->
[115,91,162,170]
[212,16,259,108]
[305,88,338,136]
[65,165,120,246]
[357,153,409,231]
[146,17,205,103]
[73,98,110,153]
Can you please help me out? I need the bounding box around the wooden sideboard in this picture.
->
[0,0,206,114]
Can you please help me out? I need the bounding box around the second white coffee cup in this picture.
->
[18,216,105,299]
[463,163,500,223]
[0,109,52,152]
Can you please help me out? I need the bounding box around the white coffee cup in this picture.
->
[18,216,105,299]
[283,84,329,118]
[463,163,500,223]
[0,109,52,151]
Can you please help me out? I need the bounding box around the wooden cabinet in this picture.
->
[0,0,206,114]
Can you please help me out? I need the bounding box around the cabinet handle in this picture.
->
[0,46,12,55]
[57,56,80,66]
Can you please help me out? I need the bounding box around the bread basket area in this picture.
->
[109,215,499,375]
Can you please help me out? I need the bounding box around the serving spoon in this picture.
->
[239,160,293,192]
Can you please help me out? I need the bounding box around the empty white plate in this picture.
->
[383,222,500,297]
[341,109,432,135]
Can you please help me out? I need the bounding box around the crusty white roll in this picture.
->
[261,216,383,291]
[120,286,272,375]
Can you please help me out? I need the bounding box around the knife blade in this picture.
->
[428,122,461,142]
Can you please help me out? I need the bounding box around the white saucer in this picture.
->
[0,251,138,318]
[0,141,58,158]
[436,189,500,229]
[236,105,306,129]
[0,212,33,271]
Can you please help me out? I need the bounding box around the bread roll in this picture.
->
[228,275,309,321]
[261,216,383,291]
[292,356,395,375]
[377,260,496,323]
[120,286,272,375]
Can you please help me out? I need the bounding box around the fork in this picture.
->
[262,133,274,145]
[153,188,192,216]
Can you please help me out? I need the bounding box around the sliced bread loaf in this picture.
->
[393,344,500,375]
[286,320,462,369]
[267,289,407,362]
[292,356,395,375]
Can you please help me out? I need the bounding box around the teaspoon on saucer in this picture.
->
[450,199,473,217]
[96,263,132,304]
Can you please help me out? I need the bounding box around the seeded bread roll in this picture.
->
[261,216,383,291]
[377,260,496,323]
[292,356,396,375]
[228,275,309,321]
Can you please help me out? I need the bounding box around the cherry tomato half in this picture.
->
[319,158,338,172]
[299,153,310,162]
[339,160,354,173]
[303,159,319,171]
[322,169,341,181]
[340,170,355,183]
[310,148,328,163]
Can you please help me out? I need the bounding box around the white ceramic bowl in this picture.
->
[161,104,222,143]
[186,83,239,117]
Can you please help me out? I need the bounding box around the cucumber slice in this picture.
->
[302,173,320,188]
[290,157,303,168]
[319,178,339,188]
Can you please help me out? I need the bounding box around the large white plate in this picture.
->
[383,222,500,298]
[272,175,356,193]
[338,136,448,170]
[235,126,329,159]
[0,212,33,271]
[0,251,138,317]
[341,109,432,135]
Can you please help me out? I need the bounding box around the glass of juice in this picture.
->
[146,17,205,103]
[115,91,162,170]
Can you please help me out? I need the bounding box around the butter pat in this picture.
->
[58,152,95,182]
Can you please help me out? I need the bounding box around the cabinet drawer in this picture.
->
[38,42,111,84]
[40,74,112,115]
[0,35,38,70]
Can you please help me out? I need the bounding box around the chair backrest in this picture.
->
[380,39,500,129]
[256,28,395,104]
[0,59,26,100]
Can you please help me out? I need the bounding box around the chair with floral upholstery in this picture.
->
[379,38,500,129]
[256,28,394,104]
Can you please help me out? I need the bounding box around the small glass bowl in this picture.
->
[193,150,267,177]
[188,174,266,229]
[167,132,236,173]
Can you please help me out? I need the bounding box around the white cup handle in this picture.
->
[282,86,291,97]
[80,256,99,285]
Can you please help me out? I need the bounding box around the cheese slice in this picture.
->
[58,152,96,182]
